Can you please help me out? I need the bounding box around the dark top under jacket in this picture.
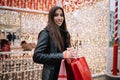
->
[33,28,68,80]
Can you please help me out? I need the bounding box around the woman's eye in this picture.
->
[54,14,63,17]
[60,14,63,17]
[55,14,58,16]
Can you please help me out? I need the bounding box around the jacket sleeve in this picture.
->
[33,30,63,65]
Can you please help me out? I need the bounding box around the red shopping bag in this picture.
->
[58,59,67,80]
[71,57,92,80]
[64,58,75,80]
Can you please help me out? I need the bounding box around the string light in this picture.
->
[0,0,109,79]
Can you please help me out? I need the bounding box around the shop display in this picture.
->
[0,10,20,26]
[21,13,47,43]
[62,0,102,12]
[0,0,111,79]
[0,0,57,11]
[66,0,109,74]
[0,52,43,80]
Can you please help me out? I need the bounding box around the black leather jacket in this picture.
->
[33,28,68,80]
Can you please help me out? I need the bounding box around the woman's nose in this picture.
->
[58,15,62,19]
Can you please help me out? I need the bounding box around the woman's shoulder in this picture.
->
[38,28,50,38]
[40,28,49,33]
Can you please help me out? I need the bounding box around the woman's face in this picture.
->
[54,9,64,27]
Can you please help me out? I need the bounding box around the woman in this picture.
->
[12,32,16,45]
[33,6,76,80]
[1,39,11,52]
[7,32,12,42]
[0,39,11,60]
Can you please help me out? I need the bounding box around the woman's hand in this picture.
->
[63,47,78,58]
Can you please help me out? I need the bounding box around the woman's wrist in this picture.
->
[63,51,67,58]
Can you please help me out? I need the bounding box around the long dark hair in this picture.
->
[46,6,71,51]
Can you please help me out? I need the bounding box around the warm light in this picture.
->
[0,0,109,76]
